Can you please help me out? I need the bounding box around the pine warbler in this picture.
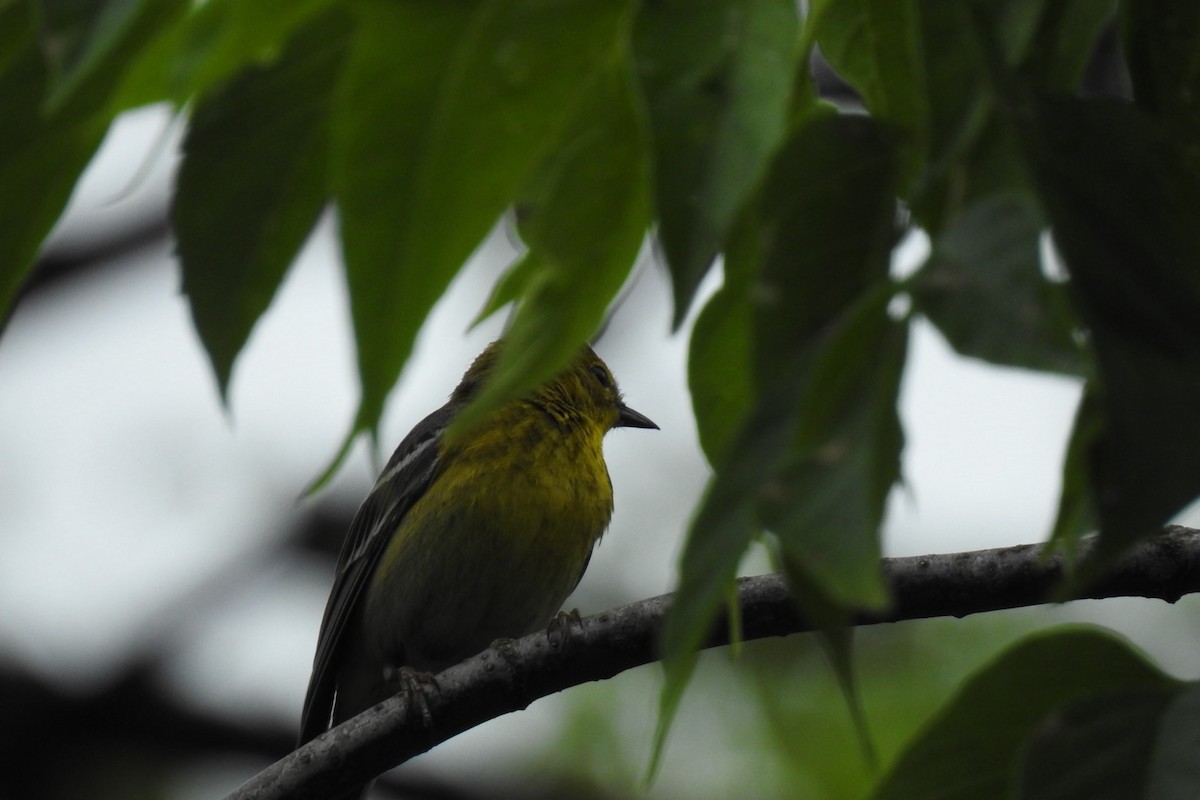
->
[299,340,656,785]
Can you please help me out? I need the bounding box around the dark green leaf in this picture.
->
[450,62,649,437]
[471,247,537,330]
[660,114,902,764]
[780,563,879,769]
[1048,386,1101,559]
[1023,97,1200,563]
[33,0,183,112]
[1019,689,1177,800]
[813,0,926,146]
[633,0,798,327]
[906,0,992,224]
[914,192,1084,375]
[874,627,1177,800]
[108,0,341,111]
[1020,682,1200,800]
[686,204,758,466]
[174,9,350,398]
[333,0,628,438]
[1146,683,1200,799]
[0,0,185,319]
[1020,0,1115,93]
[1122,0,1200,171]
[750,116,900,385]
[768,291,906,609]
[173,0,340,102]
[911,2,1113,229]
[0,5,107,319]
[686,282,753,467]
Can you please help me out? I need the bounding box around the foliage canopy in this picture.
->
[4,0,1200,796]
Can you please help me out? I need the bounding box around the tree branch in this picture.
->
[228,525,1200,800]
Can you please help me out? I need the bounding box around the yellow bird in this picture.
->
[299,340,656,797]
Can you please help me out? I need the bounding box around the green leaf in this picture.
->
[747,119,903,617]
[173,0,340,102]
[1019,682,1200,800]
[780,564,879,770]
[873,627,1177,800]
[1047,386,1101,559]
[907,0,992,220]
[1020,0,1115,93]
[0,5,107,319]
[686,204,758,466]
[1018,689,1180,800]
[767,289,906,609]
[1146,683,1200,799]
[687,283,753,466]
[174,9,350,399]
[0,0,185,318]
[633,0,798,328]
[660,113,902,768]
[1122,0,1200,171]
[32,0,185,113]
[109,0,341,112]
[913,192,1085,375]
[1022,97,1200,563]
[449,61,649,437]
[471,247,537,329]
[910,2,1114,230]
[333,0,629,440]
[812,0,926,147]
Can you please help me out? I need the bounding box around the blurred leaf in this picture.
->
[109,0,340,112]
[1020,0,1115,92]
[1022,97,1200,565]
[687,281,754,466]
[450,62,649,437]
[1122,0,1200,171]
[913,192,1084,375]
[660,113,902,767]
[174,9,350,399]
[874,627,1177,800]
[1047,386,1101,559]
[769,290,906,609]
[912,2,1113,230]
[471,246,538,329]
[1018,689,1181,800]
[32,0,184,112]
[687,205,757,466]
[1146,683,1200,799]
[0,0,184,319]
[1020,682,1200,800]
[174,0,339,102]
[0,5,107,319]
[633,0,798,328]
[788,581,880,771]
[812,0,926,151]
[333,0,628,441]
[906,0,992,226]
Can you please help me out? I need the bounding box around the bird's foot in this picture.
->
[382,665,439,728]
[546,608,584,655]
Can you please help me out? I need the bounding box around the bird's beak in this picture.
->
[616,403,658,430]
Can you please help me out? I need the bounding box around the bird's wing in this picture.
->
[297,405,452,745]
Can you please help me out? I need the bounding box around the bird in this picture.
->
[298,339,657,797]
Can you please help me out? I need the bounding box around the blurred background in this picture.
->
[3,39,1200,800]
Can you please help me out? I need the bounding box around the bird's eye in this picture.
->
[589,364,611,389]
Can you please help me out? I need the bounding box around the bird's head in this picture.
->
[452,340,657,433]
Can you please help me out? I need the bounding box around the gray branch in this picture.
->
[227,525,1200,800]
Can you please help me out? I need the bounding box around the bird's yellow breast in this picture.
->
[364,404,614,672]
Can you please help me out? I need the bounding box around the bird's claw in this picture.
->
[382,665,439,728]
[546,608,584,654]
